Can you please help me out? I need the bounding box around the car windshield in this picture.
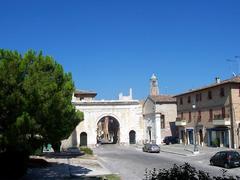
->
[233,152,240,158]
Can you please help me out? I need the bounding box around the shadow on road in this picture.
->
[43,151,85,159]
[22,157,93,179]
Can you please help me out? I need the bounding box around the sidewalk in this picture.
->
[160,144,235,156]
[23,154,112,179]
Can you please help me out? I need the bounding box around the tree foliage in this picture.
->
[0,49,83,152]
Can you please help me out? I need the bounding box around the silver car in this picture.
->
[142,143,160,153]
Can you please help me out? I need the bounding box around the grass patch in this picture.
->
[70,174,121,180]
[80,146,93,155]
[102,174,121,180]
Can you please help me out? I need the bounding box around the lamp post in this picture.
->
[192,103,199,154]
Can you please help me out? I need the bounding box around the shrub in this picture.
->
[80,146,93,155]
[144,163,239,180]
[212,138,220,147]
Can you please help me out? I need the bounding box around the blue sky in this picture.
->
[1,0,240,100]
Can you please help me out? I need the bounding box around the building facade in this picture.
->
[61,74,177,148]
[61,89,144,148]
[175,76,240,149]
[142,74,177,144]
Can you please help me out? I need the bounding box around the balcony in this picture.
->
[212,114,231,126]
[175,118,187,126]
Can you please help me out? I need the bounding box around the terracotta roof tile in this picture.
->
[149,95,176,103]
[175,76,240,97]
[75,89,97,95]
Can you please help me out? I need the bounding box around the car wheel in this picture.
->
[224,163,230,169]
[210,160,214,166]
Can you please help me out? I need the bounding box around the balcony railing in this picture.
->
[175,118,187,126]
[213,114,230,126]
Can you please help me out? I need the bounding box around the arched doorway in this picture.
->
[96,116,120,144]
[80,132,87,146]
[129,130,136,144]
[199,129,203,146]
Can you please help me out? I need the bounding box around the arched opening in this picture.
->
[129,130,136,144]
[80,132,87,146]
[96,116,120,144]
[199,129,203,146]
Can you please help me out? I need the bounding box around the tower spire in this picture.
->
[150,73,159,96]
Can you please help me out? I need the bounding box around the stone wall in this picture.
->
[62,101,144,148]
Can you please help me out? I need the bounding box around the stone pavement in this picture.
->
[23,154,112,179]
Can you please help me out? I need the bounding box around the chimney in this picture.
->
[215,77,221,84]
[129,88,132,99]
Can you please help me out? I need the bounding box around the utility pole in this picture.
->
[192,100,199,154]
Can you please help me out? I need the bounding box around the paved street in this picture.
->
[93,144,240,180]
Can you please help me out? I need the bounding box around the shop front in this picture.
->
[207,127,230,147]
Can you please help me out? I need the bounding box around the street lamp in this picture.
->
[192,102,199,154]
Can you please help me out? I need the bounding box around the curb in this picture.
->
[160,149,191,156]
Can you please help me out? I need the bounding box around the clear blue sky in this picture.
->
[1,0,240,100]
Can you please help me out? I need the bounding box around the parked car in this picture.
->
[63,147,83,156]
[210,150,240,168]
[163,136,179,145]
[67,147,81,153]
[142,143,160,153]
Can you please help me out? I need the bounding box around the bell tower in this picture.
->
[150,74,159,96]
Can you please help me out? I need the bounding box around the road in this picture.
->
[93,145,240,180]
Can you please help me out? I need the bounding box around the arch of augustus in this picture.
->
[61,75,177,149]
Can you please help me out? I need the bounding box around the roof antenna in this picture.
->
[235,56,240,75]
[226,59,238,77]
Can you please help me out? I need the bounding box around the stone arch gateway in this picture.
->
[61,90,144,148]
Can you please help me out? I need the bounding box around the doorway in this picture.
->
[80,132,87,146]
[129,130,136,144]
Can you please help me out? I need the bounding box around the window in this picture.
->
[196,93,202,102]
[187,96,191,103]
[161,115,165,129]
[180,97,183,105]
[220,88,225,97]
[208,91,212,100]
[198,110,201,122]
[239,86,240,97]
[188,112,191,122]
[222,107,225,118]
[209,109,213,121]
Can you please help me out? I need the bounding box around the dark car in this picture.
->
[163,136,179,145]
[63,147,82,156]
[210,150,240,168]
[142,143,160,153]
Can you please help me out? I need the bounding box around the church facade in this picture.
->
[143,75,177,144]
[61,75,177,148]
